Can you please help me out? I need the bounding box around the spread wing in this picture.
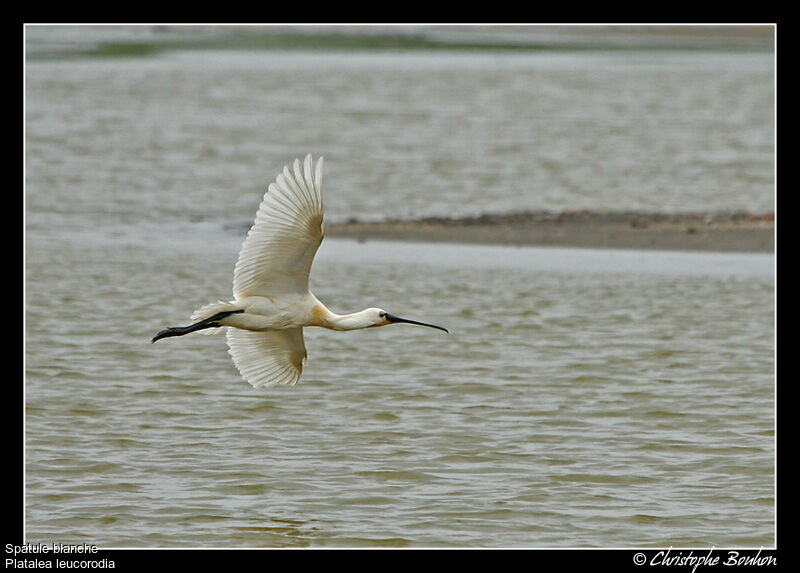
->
[226,327,306,387]
[233,154,324,298]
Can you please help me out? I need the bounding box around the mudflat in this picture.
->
[326,210,775,253]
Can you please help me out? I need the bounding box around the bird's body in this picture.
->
[153,154,447,388]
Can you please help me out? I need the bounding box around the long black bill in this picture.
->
[385,313,448,333]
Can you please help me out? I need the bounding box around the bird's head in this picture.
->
[365,308,448,333]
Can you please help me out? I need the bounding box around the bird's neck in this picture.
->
[325,308,375,331]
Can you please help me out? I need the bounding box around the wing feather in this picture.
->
[226,328,306,387]
[233,154,324,298]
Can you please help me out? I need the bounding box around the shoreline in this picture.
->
[27,26,774,62]
[325,210,774,253]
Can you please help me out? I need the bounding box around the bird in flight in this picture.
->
[152,154,448,387]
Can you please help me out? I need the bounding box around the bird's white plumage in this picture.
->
[152,153,448,389]
[226,327,306,387]
[233,154,324,298]
[226,154,322,387]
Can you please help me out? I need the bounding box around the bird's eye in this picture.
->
[379,312,386,318]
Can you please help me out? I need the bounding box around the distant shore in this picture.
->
[27,25,774,61]
[325,210,774,253]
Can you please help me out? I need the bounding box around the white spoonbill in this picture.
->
[152,154,448,388]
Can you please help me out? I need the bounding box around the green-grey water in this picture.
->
[25,30,774,547]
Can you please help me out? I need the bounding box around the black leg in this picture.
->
[151,310,244,343]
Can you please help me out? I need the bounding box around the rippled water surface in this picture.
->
[25,227,775,547]
[26,49,773,221]
[25,43,774,547]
